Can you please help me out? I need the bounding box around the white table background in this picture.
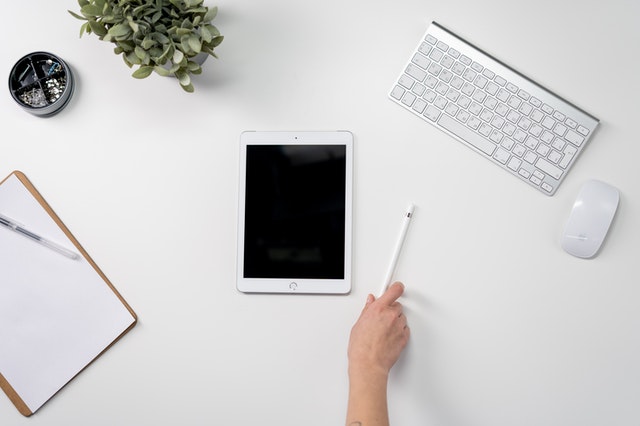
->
[2,0,639,425]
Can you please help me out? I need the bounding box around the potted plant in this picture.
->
[69,0,223,92]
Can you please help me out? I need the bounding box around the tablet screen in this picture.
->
[244,144,346,279]
[237,131,353,294]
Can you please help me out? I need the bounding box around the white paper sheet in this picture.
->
[0,174,135,413]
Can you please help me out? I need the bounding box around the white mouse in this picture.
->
[561,179,620,258]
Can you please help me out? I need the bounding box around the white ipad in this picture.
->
[237,131,353,294]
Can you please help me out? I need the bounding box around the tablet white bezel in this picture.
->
[236,131,353,294]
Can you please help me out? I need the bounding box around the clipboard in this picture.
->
[0,171,137,416]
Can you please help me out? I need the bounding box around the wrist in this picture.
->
[348,362,389,386]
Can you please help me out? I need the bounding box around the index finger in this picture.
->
[378,281,405,306]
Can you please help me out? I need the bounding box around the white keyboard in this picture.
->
[390,22,599,196]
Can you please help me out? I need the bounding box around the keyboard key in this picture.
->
[541,116,556,130]
[541,182,553,193]
[459,55,472,66]
[553,123,567,137]
[438,114,496,155]
[412,83,426,96]
[494,147,510,164]
[463,68,477,82]
[448,47,460,58]
[547,149,562,164]
[457,95,471,108]
[559,145,577,168]
[445,102,459,116]
[467,115,481,129]
[541,103,554,115]
[452,62,465,75]
[530,174,542,186]
[576,125,590,136]
[429,49,444,62]
[457,110,470,123]
[398,75,415,89]
[413,98,427,114]
[553,110,566,121]
[412,53,431,69]
[478,123,492,137]
[471,62,484,73]
[418,43,432,56]
[485,81,499,96]
[494,75,507,86]
[507,96,522,109]
[423,89,437,102]
[482,68,495,79]
[441,55,455,69]
[425,34,437,45]
[507,157,522,171]
[425,75,438,88]
[391,85,405,100]
[436,41,449,51]
[513,144,526,157]
[524,151,537,164]
[506,83,518,93]
[565,130,585,146]
[434,96,448,109]
[496,88,510,103]
[536,158,563,179]
[406,64,427,82]
[402,92,417,107]
[424,105,441,121]
[530,110,544,123]
[428,63,443,76]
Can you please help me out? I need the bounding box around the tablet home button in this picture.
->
[289,282,298,291]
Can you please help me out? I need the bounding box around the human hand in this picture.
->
[347,282,410,378]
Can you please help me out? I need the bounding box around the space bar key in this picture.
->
[438,114,496,156]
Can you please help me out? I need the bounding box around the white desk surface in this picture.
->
[2,0,639,424]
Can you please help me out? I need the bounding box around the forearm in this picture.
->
[346,368,390,426]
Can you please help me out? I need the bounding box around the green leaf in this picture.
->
[79,21,89,37]
[173,49,184,63]
[134,46,147,60]
[68,10,86,20]
[88,20,108,36]
[141,36,156,49]
[153,65,171,77]
[175,70,191,86]
[199,25,212,43]
[187,35,201,53]
[181,82,195,93]
[80,4,102,16]
[210,35,223,48]
[132,66,154,79]
[180,36,191,54]
[204,24,220,37]
[187,61,202,72]
[203,6,218,23]
[108,23,132,37]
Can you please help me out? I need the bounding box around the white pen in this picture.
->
[0,213,79,260]
[380,204,415,296]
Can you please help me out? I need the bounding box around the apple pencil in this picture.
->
[380,204,415,296]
